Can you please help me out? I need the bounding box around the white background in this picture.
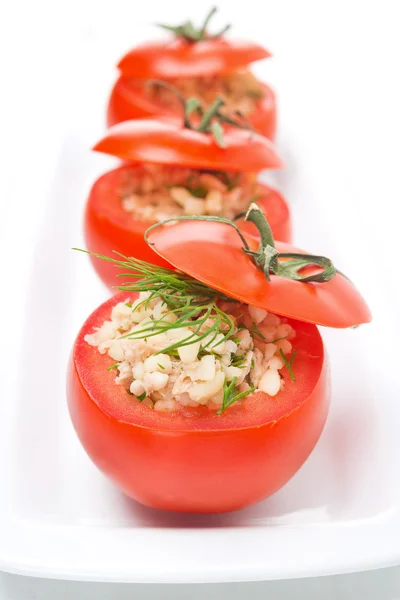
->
[1,0,400,597]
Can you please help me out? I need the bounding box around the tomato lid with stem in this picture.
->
[118,6,271,79]
[94,85,282,172]
[143,204,372,329]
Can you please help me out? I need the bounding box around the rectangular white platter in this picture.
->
[1,0,400,584]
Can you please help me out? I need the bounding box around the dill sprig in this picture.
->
[279,349,297,382]
[217,377,255,414]
[76,249,238,358]
[107,363,120,371]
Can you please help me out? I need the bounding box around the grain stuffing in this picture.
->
[85,292,296,413]
[142,71,265,117]
[118,164,262,223]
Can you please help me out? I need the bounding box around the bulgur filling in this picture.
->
[136,70,264,118]
[85,289,296,414]
[118,164,262,222]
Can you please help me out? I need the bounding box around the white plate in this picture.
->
[1,0,400,583]
[0,131,399,583]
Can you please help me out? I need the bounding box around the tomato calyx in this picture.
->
[145,204,337,285]
[146,80,252,148]
[157,6,231,43]
[243,204,336,283]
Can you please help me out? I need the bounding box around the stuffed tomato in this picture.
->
[107,7,277,138]
[85,101,290,288]
[69,206,371,513]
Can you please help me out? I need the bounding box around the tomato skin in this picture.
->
[67,293,329,513]
[107,76,277,140]
[117,38,271,79]
[84,165,291,289]
[148,220,372,329]
[84,168,170,288]
[94,119,282,173]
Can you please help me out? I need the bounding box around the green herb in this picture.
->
[270,336,288,344]
[136,392,147,401]
[210,121,226,148]
[125,302,132,308]
[157,6,231,43]
[107,363,120,371]
[217,377,255,414]
[230,353,247,368]
[198,348,222,359]
[166,179,208,198]
[76,251,237,358]
[144,80,252,148]
[251,358,255,369]
[279,349,297,382]
[157,363,165,370]
[164,349,180,357]
[186,184,209,198]
[249,321,266,340]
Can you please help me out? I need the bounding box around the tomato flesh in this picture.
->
[107,76,277,140]
[67,292,329,513]
[84,164,292,289]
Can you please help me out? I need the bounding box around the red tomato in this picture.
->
[107,77,277,140]
[84,165,291,289]
[94,118,283,172]
[108,33,276,137]
[147,219,372,328]
[68,291,329,513]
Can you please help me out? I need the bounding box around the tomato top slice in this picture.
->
[146,218,372,329]
[118,38,270,79]
[93,119,283,172]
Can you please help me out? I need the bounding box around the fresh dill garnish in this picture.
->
[136,391,147,401]
[166,181,209,198]
[107,363,120,371]
[248,321,266,340]
[270,336,288,344]
[217,377,255,414]
[279,349,297,382]
[125,302,132,308]
[85,253,238,358]
[157,363,165,370]
[185,184,209,198]
[230,353,247,368]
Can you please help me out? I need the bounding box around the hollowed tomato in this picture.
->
[107,77,277,140]
[84,164,291,289]
[107,34,276,137]
[68,292,329,514]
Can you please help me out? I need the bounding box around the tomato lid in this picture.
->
[118,8,270,78]
[94,118,281,172]
[145,206,372,329]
